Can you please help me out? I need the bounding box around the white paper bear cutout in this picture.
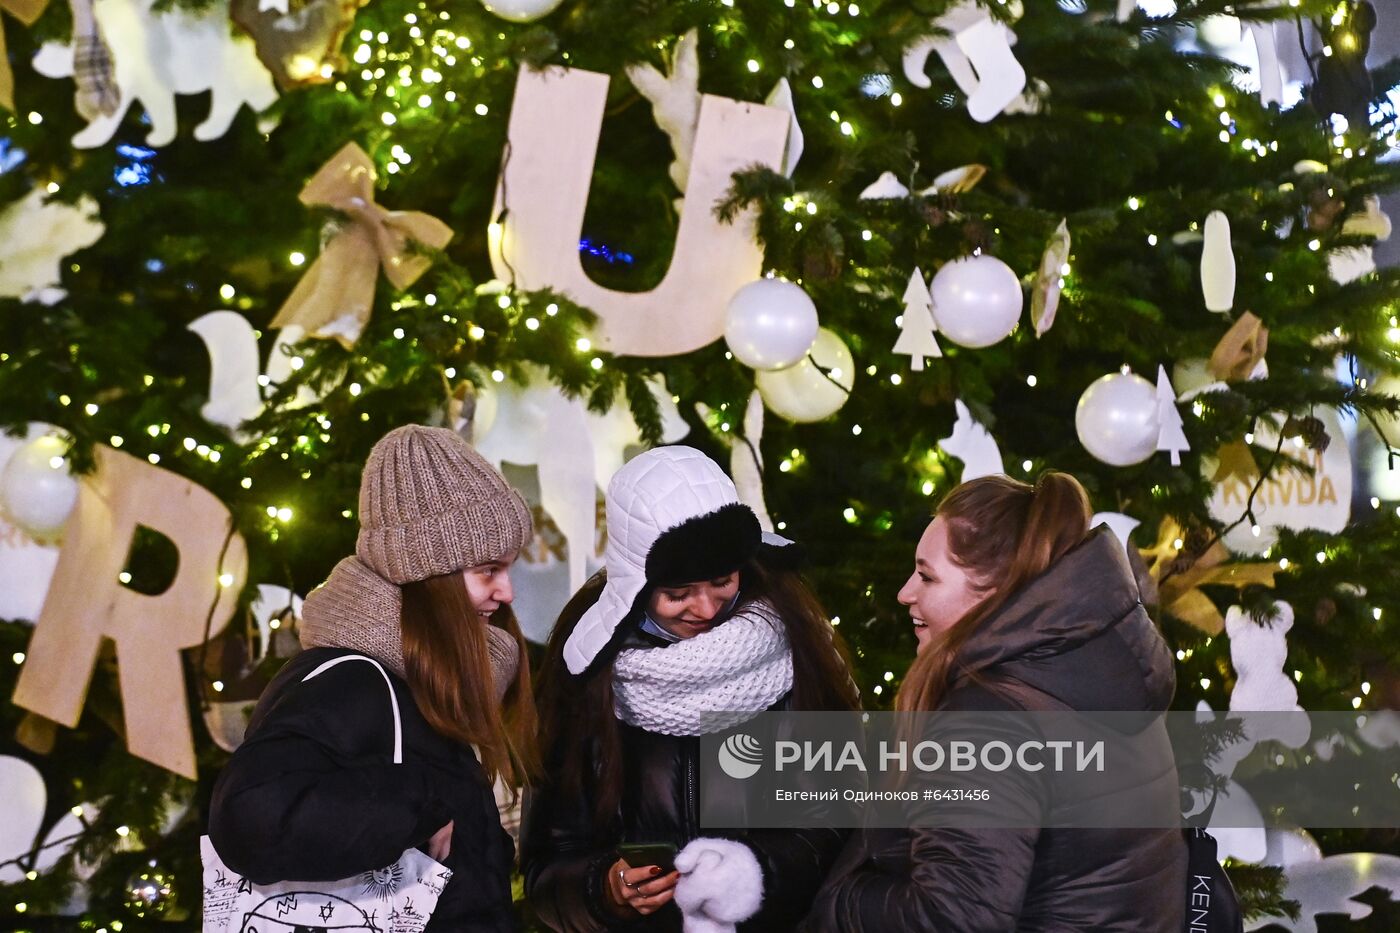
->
[32,0,276,148]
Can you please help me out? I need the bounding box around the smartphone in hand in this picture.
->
[616,841,679,874]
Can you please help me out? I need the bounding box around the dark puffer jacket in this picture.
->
[803,528,1187,933]
[522,689,846,933]
[208,646,517,933]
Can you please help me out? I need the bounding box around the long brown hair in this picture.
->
[400,572,540,792]
[535,559,860,829]
[895,472,1091,714]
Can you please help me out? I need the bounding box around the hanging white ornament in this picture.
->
[902,1,1028,123]
[1200,211,1236,313]
[1246,18,1284,107]
[929,254,1023,349]
[203,583,303,752]
[1155,365,1190,465]
[914,163,988,197]
[937,399,1004,482]
[1263,852,1400,932]
[1090,511,1140,559]
[187,311,318,438]
[1075,370,1158,467]
[1328,196,1392,285]
[475,369,688,593]
[724,278,820,371]
[1226,602,1305,715]
[755,328,854,423]
[1031,218,1070,337]
[0,756,46,883]
[1205,408,1351,554]
[892,267,941,371]
[764,78,803,177]
[1367,372,1400,441]
[31,0,277,148]
[478,0,563,23]
[626,29,701,195]
[0,189,104,303]
[859,171,910,200]
[0,432,78,542]
[701,391,776,532]
[0,425,67,624]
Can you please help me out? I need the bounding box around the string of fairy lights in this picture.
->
[0,1,1398,919]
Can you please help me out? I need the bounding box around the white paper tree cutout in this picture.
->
[1155,365,1189,465]
[0,190,104,303]
[893,267,941,371]
[31,0,277,148]
[1201,211,1236,312]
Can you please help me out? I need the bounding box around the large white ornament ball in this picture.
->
[756,328,855,423]
[478,0,563,22]
[1075,371,1159,467]
[725,279,820,371]
[0,434,78,540]
[930,255,1024,349]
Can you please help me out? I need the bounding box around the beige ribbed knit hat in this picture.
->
[357,425,533,584]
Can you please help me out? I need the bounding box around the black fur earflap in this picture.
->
[644,503,762,587]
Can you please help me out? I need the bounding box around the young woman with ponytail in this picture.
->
[804,473,1187,932]
[209,426,539,932]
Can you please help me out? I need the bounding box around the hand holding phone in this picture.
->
[616,841,678,874]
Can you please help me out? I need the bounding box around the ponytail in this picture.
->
[895,472,1091,713]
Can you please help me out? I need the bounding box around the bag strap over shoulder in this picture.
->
[301,654,403,764]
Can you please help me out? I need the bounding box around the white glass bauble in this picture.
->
[755,328,855,423]
[1075,371,1159,466]
[724,279,820,371]
[930,255,1023,349]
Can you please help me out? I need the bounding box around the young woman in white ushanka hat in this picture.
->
[522,445,859,933]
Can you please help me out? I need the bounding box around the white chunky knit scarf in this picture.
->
[612,601,794,736]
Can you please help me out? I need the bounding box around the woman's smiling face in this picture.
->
[896,518,986,652]
[646,571,741,639]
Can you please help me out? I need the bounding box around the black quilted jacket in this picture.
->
[521,690,846,933]
[802,528,1188,933]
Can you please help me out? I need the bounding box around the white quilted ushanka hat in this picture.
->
[562,446,761,676]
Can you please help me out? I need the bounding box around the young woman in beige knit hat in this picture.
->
[209,425,539,933]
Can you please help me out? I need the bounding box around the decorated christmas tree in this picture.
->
[1,0,1399,928]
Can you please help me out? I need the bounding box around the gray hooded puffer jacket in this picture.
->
[803,527,1187,933]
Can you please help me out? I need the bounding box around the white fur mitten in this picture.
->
[673,837,764,933]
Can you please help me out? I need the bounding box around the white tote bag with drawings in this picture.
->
[201,654,452,933]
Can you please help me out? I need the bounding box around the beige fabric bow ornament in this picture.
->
[0,0,49,111]
[1141,517,1277,635]
[271,142,453,347]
